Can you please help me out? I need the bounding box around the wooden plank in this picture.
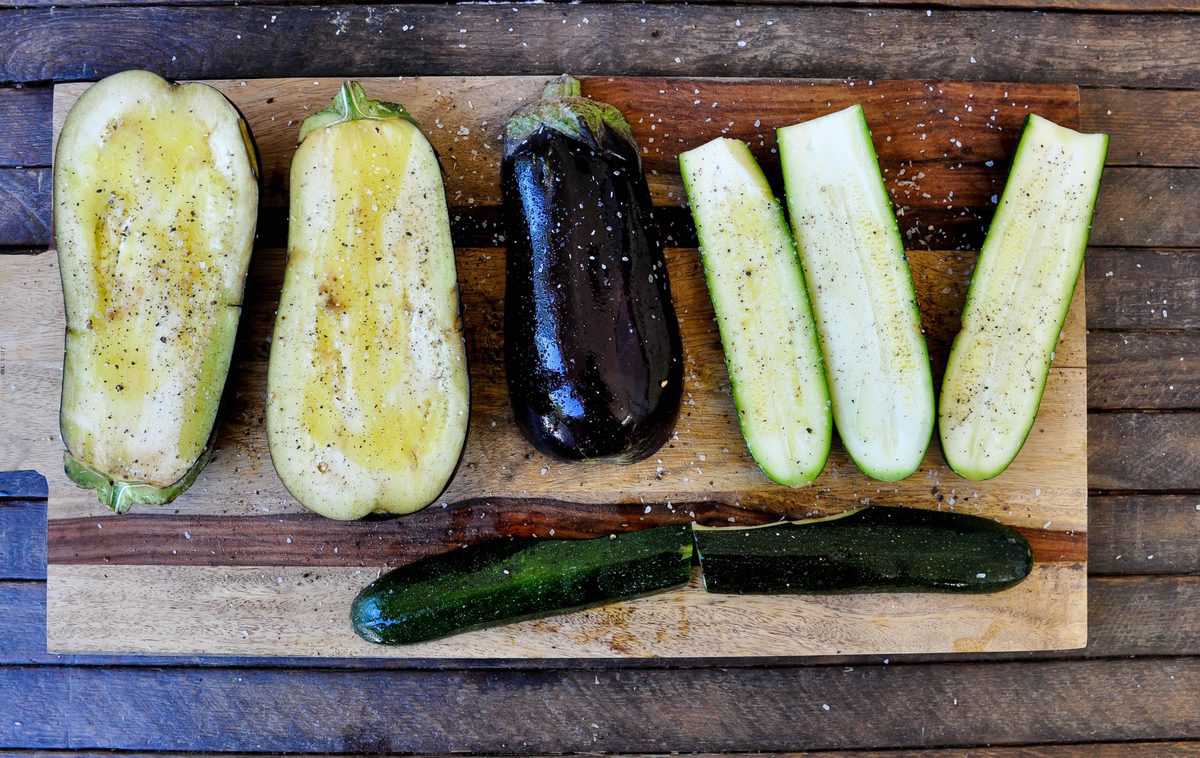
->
[18,171,1197,255]
[1093,168,1200,248]
[0,470,48,499]
[1088,332,1200,410]
[0,168,49,247]
[44,511,1083,569]
[0,582,46,663]
[6,0,1200,10]
[5,246,1087,530]
[6,575,1200,666]
[3,6,1200,88]
[10,746,1200,758]
[44,562,1087,658]
[0,75,1077,253]
[0,500,45,580]
[1089,413,1200,491]
[1086,248,1200,330]
[28,76,1087,659]
[50,75,1074,207]
[745,0,1200,8]
[0,658,1198,752]
[0,87,51,166]
[14,497,1200,583]
[1082,88,1200,167]
[1091,495,1200,575]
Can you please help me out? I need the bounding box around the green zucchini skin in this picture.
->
[939,115,1108,481]
[352,524,693,644]
[694,507,1033,595]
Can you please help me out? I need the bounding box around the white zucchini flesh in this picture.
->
[54,70,258,510]
[679,138,831,486]
[777,105,935,482]
[267,86,469,520]
[939,115,1107,481]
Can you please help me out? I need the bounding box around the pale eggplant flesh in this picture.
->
[266,82,469,520]
[54,70,259,513]
[502,75,683,462]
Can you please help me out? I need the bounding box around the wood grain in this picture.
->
[1082,88,1200,168]
[50,76,1072,207]
[8,575,1199,666]
[3,657,1199,752]
[3,6,1200,88]
[19,76,1089,658]
[11,747,1200,758]
[1089,413,1200,490]
[1086,248,1200,330]
[5,246,1089,530]
[1093,168,1200,248]
[46,563,1086,657]
[1088,332,1200,410]
[0,167,49,247]
[1091,496,1200,575]
[44,510,1084,568]
[0,87,51,166]
[7,0,1199,9]
[0,469,48,499]
[0,500,46,580]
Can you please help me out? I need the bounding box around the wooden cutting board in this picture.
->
[6,76,1087,657]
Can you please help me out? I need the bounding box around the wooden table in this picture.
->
[1,1,1198,753]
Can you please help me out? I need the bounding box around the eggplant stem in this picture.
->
[542,74,582,100]
[298,81,416,143]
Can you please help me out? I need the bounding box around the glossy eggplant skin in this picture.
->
[502,89,683,463]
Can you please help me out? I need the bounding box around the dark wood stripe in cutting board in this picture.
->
[46,506,1085,568]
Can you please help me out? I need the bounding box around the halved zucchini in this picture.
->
[679,138,831,486]
[267,82,469,520]
[352,524,693,644]
[693,506,1033,594]
[939,115,1108,481]
[54,70,259,512]
[778,105,935,482]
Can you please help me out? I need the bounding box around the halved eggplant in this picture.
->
[502,75,683,462]
[266,82,469,520]
[54,70,259,512]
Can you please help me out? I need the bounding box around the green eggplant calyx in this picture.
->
[541,74,582,100]
[298,81,417,143]
[504,74,637,158]
[64,448,212,514]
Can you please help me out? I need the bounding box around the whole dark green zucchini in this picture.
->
[693,506,1033,594]
[352,524,693,644]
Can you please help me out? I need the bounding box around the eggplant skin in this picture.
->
[53,70,259,512]
[502,100,683,463]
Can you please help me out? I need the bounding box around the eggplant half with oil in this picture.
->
[502,75,683,463]
[54,70,259,512]
[266,82,469,520]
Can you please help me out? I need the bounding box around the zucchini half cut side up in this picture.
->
[777,105,935,482]
[693,506,1034,594]
[54,70,259,513]
[351,524,694,644]
[679,138,832,486]
[266,82,469,520]
[939,115,1108,481]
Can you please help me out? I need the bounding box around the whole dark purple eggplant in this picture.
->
[502,76,683,462]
